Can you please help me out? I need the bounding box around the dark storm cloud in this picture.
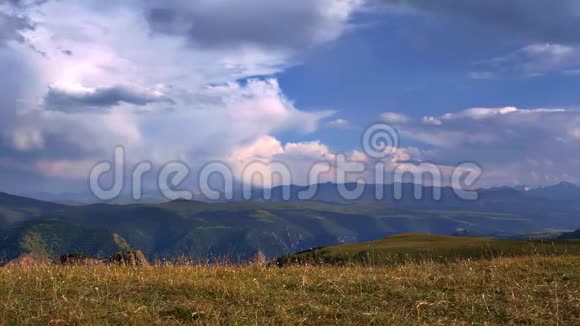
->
[384,0,580,44]
[44,86,175,112]
[143,0,351,49]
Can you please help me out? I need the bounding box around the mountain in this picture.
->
[0,194,536,260]
[0,192,66,227]
[255,183,580,230]
[0,219,131,262]
[525,182,580,200]
[558,229,580,240]
[0,183,579,261]
[48,201,539,259]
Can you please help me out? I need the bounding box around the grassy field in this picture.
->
[276,234,580,266]
[0,255,579,325]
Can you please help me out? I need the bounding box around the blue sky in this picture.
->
[279,9,580,121]
[279,5,580,164]
[1,0,580,195]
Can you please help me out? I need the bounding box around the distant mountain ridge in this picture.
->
[0,182,579,261]
[12,181,579,205]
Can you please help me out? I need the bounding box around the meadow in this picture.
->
[276,233,580,266]
[0,255,578,325]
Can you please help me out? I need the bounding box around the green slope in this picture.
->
[0,193,576,261]
[55,201,532,259]
[0,220,131,262]
[276,233,580,266]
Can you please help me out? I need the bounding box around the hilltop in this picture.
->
[276,233,580,266]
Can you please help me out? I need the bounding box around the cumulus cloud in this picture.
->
[228,134,430,187]
[6,0,578,192]
[1,77,331,191]
[0,0,360,193]
[380,107,580,186]
[230,136,337,186]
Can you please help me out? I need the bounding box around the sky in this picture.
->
[1,0,580,196]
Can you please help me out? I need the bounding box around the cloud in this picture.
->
[0,0,51,46]
[326,118,350,128]
[1,77,331,190]
[44,85,174,112]
[3,0,49,7]
[9,128,44,150]
[0,0,356,193]
[10,0,580,191]
[380,112,410,123]
[143,0,364,50]
[35,159,97,179]
[381,2,580,78]
[480,43,580,77]
[229,136,337,186]
[0,11,34,45]
[468,71,495,80]
[382,0,580,44]
[380,107,580,186]
[564,69,580,76]
[228,134,430,187]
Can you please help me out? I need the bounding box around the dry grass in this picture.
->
[0,256,578,325]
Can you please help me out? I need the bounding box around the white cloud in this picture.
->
[0,0,360,191]
[35,159,97,179]
[326,118,350,128]
[380,112,411,123]
[440,107,519,120]
[229,136,338,186]
[481,43,580,77]
[381,107,580,186]
[230,136,285,164]
[421,116,442,125]
[10,128,44,151]
[228,134,427,186]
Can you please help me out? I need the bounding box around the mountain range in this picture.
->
[0,182,579,262]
